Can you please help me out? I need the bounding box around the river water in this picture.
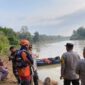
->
[34,40,85,85]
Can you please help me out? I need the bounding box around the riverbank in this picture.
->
[0,80,43,85]
[0,56,44,85]
[0,57,13,84]
[0,55,60,85]
[0,81,17,85]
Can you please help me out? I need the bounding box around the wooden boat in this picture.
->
[36,56,60,66]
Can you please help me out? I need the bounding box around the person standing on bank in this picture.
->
[9,46,20,85]
[16,39,33,85]
[60,43,80,85]
[29,44,39,85]
[76,47,85,85]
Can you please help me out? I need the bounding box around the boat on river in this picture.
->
[36,56,60,66]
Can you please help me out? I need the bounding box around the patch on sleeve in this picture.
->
[61,57,65,64]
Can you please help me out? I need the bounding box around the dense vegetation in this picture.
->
[0,27,18,45]
[0,26,69,54]
[0,31,9,55]
[70,27,85,40]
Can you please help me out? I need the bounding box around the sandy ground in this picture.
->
[0,80,43,85]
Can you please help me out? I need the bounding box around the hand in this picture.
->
[60,76,63,80]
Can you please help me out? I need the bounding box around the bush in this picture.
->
[0,32,9,55]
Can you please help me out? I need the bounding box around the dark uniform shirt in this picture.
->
[9,50,18,68]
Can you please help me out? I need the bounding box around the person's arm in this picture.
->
[27,53,33,64]
[9,54,13,61]
[60,55,66,79]
[78,54,80,60]
[21,51,33,65]
[76,61,81,75]
[9,56,12,61]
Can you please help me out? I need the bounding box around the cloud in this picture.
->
[28,8,85,36]
[0,0,85,35]
[1,8,85,35]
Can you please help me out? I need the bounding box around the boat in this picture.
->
[36,56,60,66]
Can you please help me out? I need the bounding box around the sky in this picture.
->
[0,0,85,36]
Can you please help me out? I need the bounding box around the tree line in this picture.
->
[0,26,69,54]
[70,27,85,40]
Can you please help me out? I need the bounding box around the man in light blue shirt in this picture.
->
[60,43,80,85]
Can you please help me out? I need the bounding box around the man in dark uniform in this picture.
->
[9,46,20,85]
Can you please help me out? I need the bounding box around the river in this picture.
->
[33,40,85,85]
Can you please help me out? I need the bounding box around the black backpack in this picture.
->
[15,50,28,68]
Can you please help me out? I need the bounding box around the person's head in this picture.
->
[44,77,51,85]
[29,44,32,51]
[20,39,30,50]
[65,43,74,51]
[83,47,85,58]
[9,46,16,53]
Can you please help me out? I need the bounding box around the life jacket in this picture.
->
[15,50,31,77]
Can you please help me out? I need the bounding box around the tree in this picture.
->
[20,26,28,33]
[70,26,85,40]
[0,27,18,45]
[33,32,40,43]
[0,32,9,54]
[18,26,32,42]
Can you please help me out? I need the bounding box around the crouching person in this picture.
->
[0,59,8,81]
[44,77,58,85]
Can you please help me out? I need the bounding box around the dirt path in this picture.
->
[0,80,43,85]
[0,81,17,85]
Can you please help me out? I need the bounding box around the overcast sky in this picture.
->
[0,0,85,36]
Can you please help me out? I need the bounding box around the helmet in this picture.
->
[20,39,30,46]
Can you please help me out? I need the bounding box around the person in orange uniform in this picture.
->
[16,39,33,85]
